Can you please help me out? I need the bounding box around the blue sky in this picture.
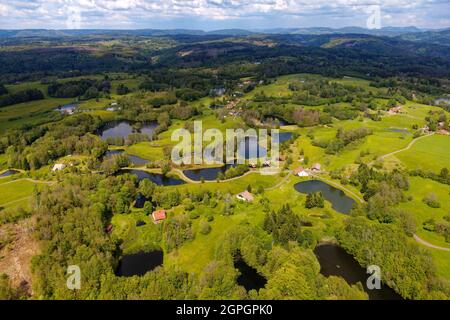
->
[0,0,449,30]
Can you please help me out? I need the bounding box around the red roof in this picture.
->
[152,210,166,222]
[294,167,305,174]
[237,190,254,202]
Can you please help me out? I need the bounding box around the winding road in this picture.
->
[379,133,435,160]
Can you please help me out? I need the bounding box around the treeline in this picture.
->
[48,78,111,99]
[5,114,106,170]
[410,168,450,185]
[313,127,373,155]
[0,88,44,108]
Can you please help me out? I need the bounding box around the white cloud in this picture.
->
[0,0,447,29]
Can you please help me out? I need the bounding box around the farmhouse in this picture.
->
[388,106,402,114]
[152,210,167,223]
[52,163,66,172]
[236,190,254,202]
[294,167,309,177]
[311,163,321,172]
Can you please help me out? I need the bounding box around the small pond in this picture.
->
[294,180,355,214]
[0,169,19,177]
[120,169,185,186]
[263,116,288,127]
[183,164,236,181]
[116,250,163,277]
[99,121,157,141]
[104,149,149,166]
[387,128,410,134]
[314,244,403,300]
[136,221,146,227]
[234,252,267,291]
[435,98,450,104]
[134,193,147,208]
[278,132,293,143]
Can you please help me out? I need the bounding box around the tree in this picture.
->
[116,83,130,95]
[143,201,153,216]
[305,192,324,209]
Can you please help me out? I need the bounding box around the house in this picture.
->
[388,106,402,115]
[236,191,254,202]
[293,167,309,177]
[311,163,321,172]
[52,163,66,172]
[152,210,167,223]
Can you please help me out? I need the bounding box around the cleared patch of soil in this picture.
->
[0,217,39,296]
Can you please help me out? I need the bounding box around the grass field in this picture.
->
[388,135,450,172]
[398,176,450,248]
[0,179,37,211]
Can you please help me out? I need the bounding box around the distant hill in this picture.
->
[0,27,448,46]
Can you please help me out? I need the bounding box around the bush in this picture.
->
[199,220,211,235]
[189,211,200,219]
[422,193,441,208]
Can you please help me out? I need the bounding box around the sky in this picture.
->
[0,0,449,30]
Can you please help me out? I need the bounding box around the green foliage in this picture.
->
[263,204,302,245]
[422,193,441,208]
[305,192,325,209]
[338,216,449,299]
[163,214,194,252]
[0,89,44,108]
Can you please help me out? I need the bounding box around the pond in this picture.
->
[234,252,267,291]
[136,220,146,227]
[183,164,236,181]
[116,250,163,277]
[278,132,293,143]
[104,149,149,166]
[134,193,147,208]
[387,128,410,134]
[314,244,403,300]
[263,116,288,127]
[435,98,450,104]
[0,169,19,177]
[98,121,157,141]
[120,169,186,186]
[294,180,355,214]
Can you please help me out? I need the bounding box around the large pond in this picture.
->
[104,149,149,166]
[183,164,236,181]
[0,169,19,177]
[294,180,355,214]
[116,250,163,277]
[234,252,267,291]
[314,244,403,300]
[99,121,157,141]
[120,169,185,186]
